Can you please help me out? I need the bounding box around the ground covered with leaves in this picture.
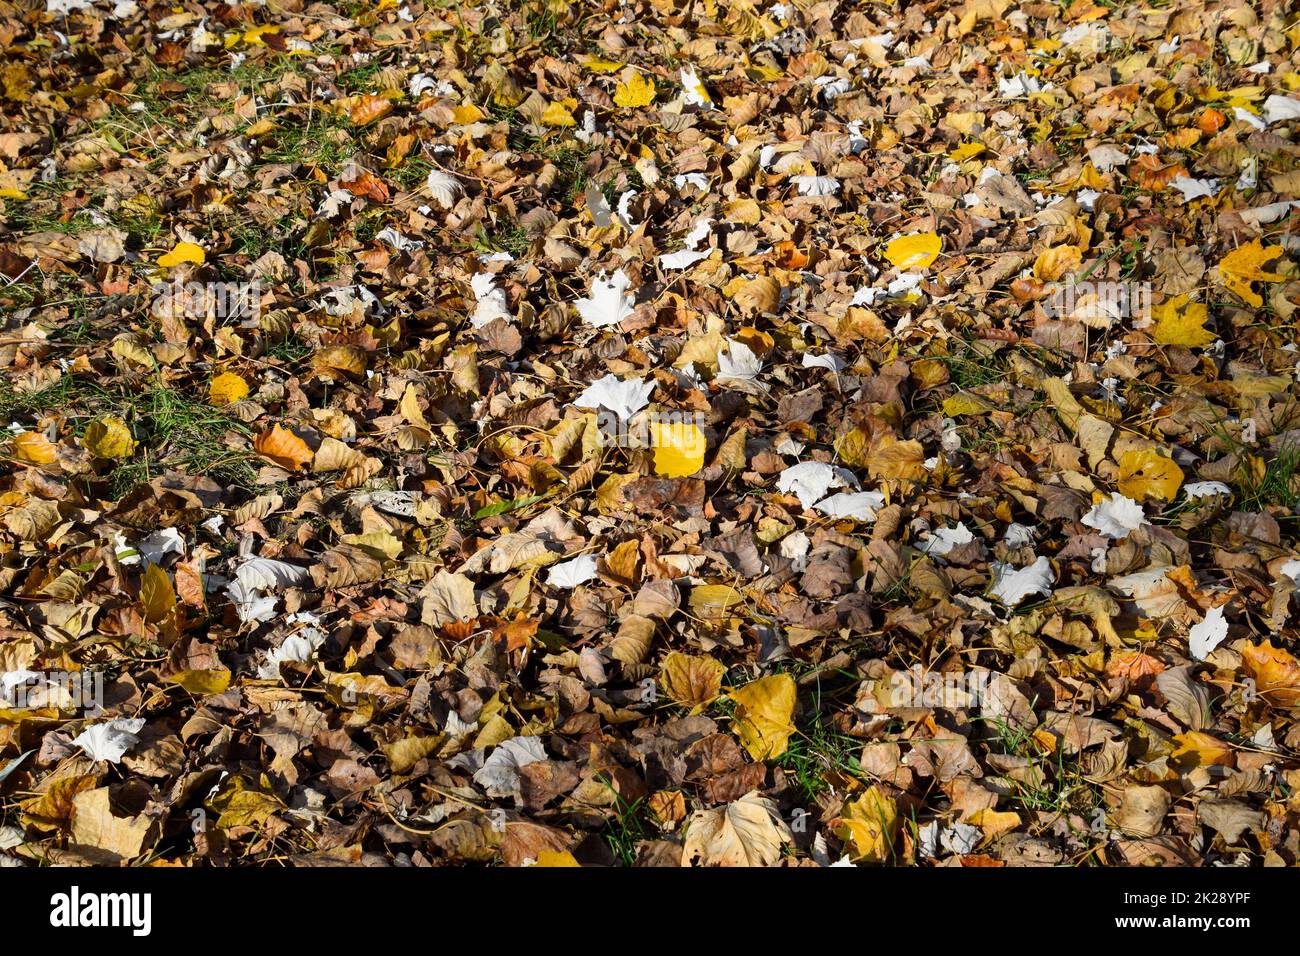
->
[2,0,1300,868]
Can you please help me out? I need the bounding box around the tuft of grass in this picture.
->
[596,776,651,867]
[1,376,258,497]
[976,714,1102,820]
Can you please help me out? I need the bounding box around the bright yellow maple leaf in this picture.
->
[1218,239,1286,308]
[614,71,656,108]
[835,786,898,862]
[1150,295,1215,347]
[540,101,576,127]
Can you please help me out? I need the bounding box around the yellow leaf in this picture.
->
[581,58,625,74]
[969,807,1021,842]
[1117,449,1183,502]
[166,668,232,695]
[1170,730,1234,768]
[943,393,995,416]
[614,71,657,108]
[451,103,486,124]
[11,431,57,465]
[140,562,176,623]
[209,371,250,406]
[835,786,898,862]
[660,651,726,710]
[540,101,576,127]
[883,233,941,269]
[253,423,314,471]
[866,434,927,482]
[533,850,580,867]
[948,141,985,161]
[156,241,205,268]
[1150,295,1215,347]
[688,584,742,623]
[650,420,706,478]
[242,24,280,45]
[82,416,136,459]
[1033,244,1083,281]
[1218,239,1286,308]
[729,673,796,761]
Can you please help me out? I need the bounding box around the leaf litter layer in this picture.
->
[1,0,1300,867]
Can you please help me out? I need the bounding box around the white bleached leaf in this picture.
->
[424,170,463,209]
[921,522,975,556]
[234,557,311,593]
[1003,523,1036,547]
[802,352,845,372]
[1264,95,1300,126]
[1082,493,1147,539]
[1189,605,1229,660]
[776,461,857,509]
[1183,480,1232,500]
[989,556,1055,606]
[259,625,328,678]
[74,718,146,764]
[472,735,547,798]
[571,373,653,423]
[316,189,355,217]
[546,553,599,589]
[790,175,840,197]
[137,528,185,566]
[469,271,512,328]
[1170,176,1219,201]
[717,340,764,382]
[812,491,885,521]
[575,270,636,328]
[680,65,712,107]
[375,227,422,252]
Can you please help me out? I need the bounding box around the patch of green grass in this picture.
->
[1238,439,1300,511]
[776,683,868,803]
[261,112,353,173]
[977,714,1102,820]
[1,376,258,496]
[338,61,384,93]
[596,777,651,867]
[265,331,312,366]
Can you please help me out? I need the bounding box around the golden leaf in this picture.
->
[1033,244,1083,281]
[166,668,232,695]
[883,232,941,269]
[140,562,176,624]
[614,71,657,108]
[659,651,726,710]
[1242,641,1300,709]
[82,416,137,459]
[729,673,796,760]
[540,101,576,127]
[347,93,394,126]
[156,241,205,268]
[836,786,898,862]
[650,420,706,478]
[1117,449,1184,502]
[11,430,56,465]
[1218,239,1286,308]
[1150,295,1215,347]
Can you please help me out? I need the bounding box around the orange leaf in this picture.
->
[1242,640,1300,709]
[254,424,314,471]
